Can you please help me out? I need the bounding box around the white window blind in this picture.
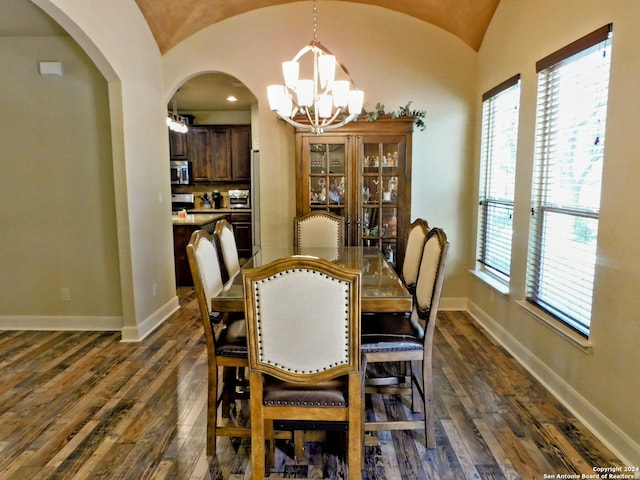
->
[477,75,521,283]
[527,24,612,337]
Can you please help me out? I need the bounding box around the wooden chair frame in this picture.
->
[243,256,363,480]
[186,229,250,455]
[362,227,449,448]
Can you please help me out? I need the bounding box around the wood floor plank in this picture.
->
[0,291,625,479]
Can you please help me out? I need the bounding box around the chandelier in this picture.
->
[267,0,364,135]
[166,93,188,134]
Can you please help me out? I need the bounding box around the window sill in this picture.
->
[516,300,593,354]
[469,269,510,297]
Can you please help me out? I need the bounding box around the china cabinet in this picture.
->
[295,117,414,269]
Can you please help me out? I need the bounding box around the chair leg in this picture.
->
[410,360,424,414]
[266,420,275,469]
[249,371,266,479]
[221,366,236,418]
[294,430,304,460]
[207,363,218,455]
[347,373,363,480]
[422,357,436,449]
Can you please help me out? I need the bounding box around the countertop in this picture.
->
[188,208,251,214]
[171,212,227,226]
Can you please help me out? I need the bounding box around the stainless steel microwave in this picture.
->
[170,160,190,185]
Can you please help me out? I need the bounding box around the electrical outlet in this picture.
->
[153,283,158,298]
[61,288,71,302]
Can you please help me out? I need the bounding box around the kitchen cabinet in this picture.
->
[187,125,251,182]
[172,215,224,286]
[188,126,212,181]
[168,129,188,159]
[231,125,251,181]
[229,212,252,258]
[295,117,414,269]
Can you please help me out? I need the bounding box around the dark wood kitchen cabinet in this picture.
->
[295,117,414,269]
[231,125,251,181]
[188,126,230,182]
[229,212,252,258]
[188,126,211,181]
[168,129,188,159]
[173,224,201,286]
[173,219,220,286]
[187,125,251,182]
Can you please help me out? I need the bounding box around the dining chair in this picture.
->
[243,256,363,480]
[361,227,449,448]
[294,211,346,248]
[401,218,430,294]
[214,218,241,283]
[186,229,250,455]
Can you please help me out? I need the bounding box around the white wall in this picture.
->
[472,0,640,465]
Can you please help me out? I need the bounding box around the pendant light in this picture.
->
[267,0,364,135]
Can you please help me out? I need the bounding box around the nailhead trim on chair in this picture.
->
[360,344,422,353]
[254,268,350,373]
[264,400,347,406]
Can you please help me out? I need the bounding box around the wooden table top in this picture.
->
[211,246,412,314]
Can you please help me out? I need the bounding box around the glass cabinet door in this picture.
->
[359,136,405,266]
[301,136,350,220]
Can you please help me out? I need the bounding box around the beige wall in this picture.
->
[472,0,640,465]
[0,34,122,328]
[1,0,637,464]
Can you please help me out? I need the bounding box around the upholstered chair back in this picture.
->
[294,211,346,249]
[187,230,225,323]
[214,218,240,281]
[401,218,429,292]
[243,256,361,383]
[415,227,449,319]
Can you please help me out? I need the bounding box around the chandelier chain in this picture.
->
[312,0,318,42]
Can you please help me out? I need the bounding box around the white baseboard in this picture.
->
[0,295,181,344]
[0,315,123,331]
[121,295,180,342]
[466,299,640,467]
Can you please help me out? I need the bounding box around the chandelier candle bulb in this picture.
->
[283,61,299,87]
[318,54,336,87]
[297,79,314,107]
[348,90,365,115]
[332,80,350,107]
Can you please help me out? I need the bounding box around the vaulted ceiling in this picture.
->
[135,0,502,54]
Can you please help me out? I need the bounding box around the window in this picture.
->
[477,75,521,284]
[527,25,612,337]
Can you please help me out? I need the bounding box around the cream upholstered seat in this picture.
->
[361,227,449,448]
[214,218,241,283]
[243,256,363,480]
[186,229,250,455]
[401,218,430,294]
[294,211,345,248]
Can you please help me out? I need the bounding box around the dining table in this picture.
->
[211,245,412,314]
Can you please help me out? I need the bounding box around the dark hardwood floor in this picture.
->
[0,288,623,479]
